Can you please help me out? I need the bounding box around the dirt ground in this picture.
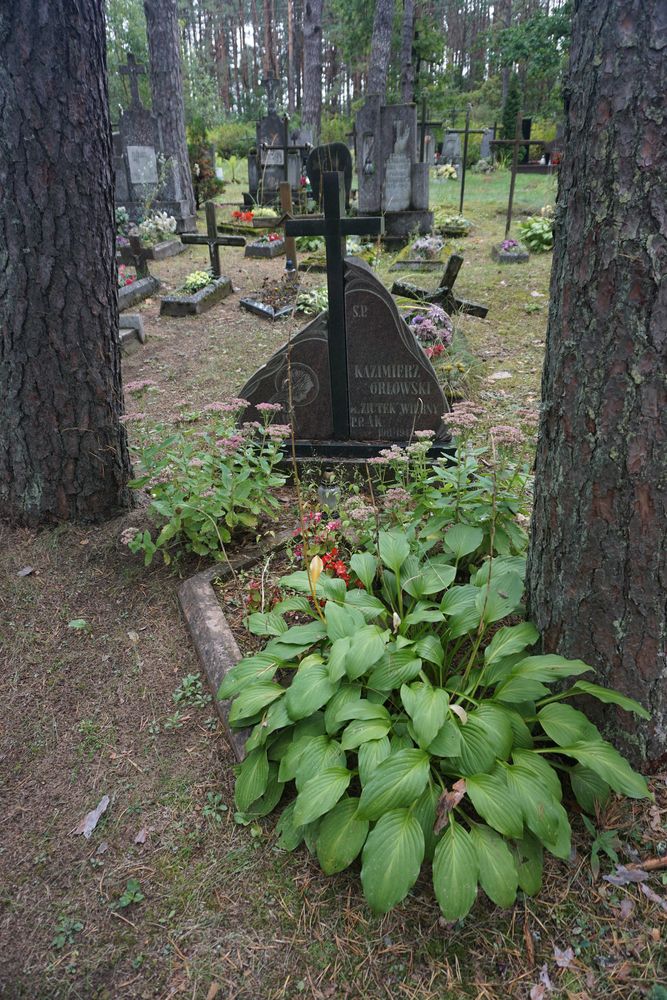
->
[1,181,665,999]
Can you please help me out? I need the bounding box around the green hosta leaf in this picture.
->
[344,589,387,619]
[465,771,523,839]
[414,635,444,668]
[277,718,327,782]
[474,556,527,586]
[228,682,285,724]
[275,802,304,851]
[325,601,365,642]
[341,718,392,750]
[558,741,650,799]
[368,651,422,691]
[510,654,592,682]
[327,636,351,682]
[447,716,496,776]
[569,680,651,719]
[428,720,462,757]
[506,708,534,749]
[293,766,352,826]
[279,570,340,599]
[484,622,539,666]
[350,553,378,591]
[432,822,478,921]
[493,675,550,704]
[316,797,369,874]
[345,625,387,679]
[218,654,278,699]
[505,764,571,858]
[247,611,288,637]
[241,762,283,818]
[337,700,390,723]
[361,808,425,913]
[294,736,346,790]
[358,736,391,785]
[511,832,543,895]
[403,562,457,599]
[470,824,519,908]
[511,748,563,799]
[401,683,450,750]
[324,684,361,733]
[570,764,611,814]
[378,530,410,574]
[476,572,524,624]
[538,703,600,745]
[234,748,269,812]
[413,782,440,861]
[273,595,312,615]
[404,603,446,626]
[441,585,478,616]
[474,704,514,759]
[443,524,484,560]
[274,621,327,646]
[285,662,337,721]
[245,698,291,752]
[357,748,431,820]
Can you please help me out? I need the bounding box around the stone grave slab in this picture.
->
[160,278,233,317]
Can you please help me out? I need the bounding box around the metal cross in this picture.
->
[285,172,384,439]
[262,69,279,114]
[180,202,245,277]
[120,53,146,109]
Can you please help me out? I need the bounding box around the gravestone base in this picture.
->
[118,275,160,312]
[239,297,294,321]
[160,277,233,317]
[491,244,530,264]
[285,439,454,461]
[379,210,434,241]
[119,314,146,355]
[244,239,286,259]
[119,239,185,264]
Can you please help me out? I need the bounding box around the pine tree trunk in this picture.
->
[0,0,131,525]
[527,0,667,765]
[302,0,323,141]
[399,0,415,103]
[143,0,196,221]
[368,0,394,102]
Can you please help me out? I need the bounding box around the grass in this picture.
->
[1,172,665,999]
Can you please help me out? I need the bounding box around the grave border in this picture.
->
[177,529,294,762]
[160,277,233,317]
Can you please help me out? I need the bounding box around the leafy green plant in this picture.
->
[203,791,229,823]
[52,917,83,950]
[221,530,650,920]
[127,405,288,564]
[295,286,329,315]
[518,209,554,252]
[182,270,214,294]
[295,235,324,253]
[115,879,144,909]
[581,815,620,880]
[173,673,211,709]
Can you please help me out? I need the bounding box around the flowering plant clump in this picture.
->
[291,511,343,563]
[232,210,254,223]
[115,205,130,236]
[137,211,177,246]
[501,238,519,251]
[435,213,472,236]
[126,401,289,564]
[295,286,328,316]
[434,163,457,180]
[182,271,214,294]
[117,266,136,289]
[517,209,554,252]
[411,235,446,260]
[408,305,454,353]
[251,232,283,246]
[252,205,280,218]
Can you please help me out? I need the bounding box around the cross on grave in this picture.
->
[262,69,279,115]
[120,52,146,109]
[180,201,246,277]
[285,172,384,439]
[390,254,489,319]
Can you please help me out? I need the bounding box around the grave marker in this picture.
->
[240,172,451,456]
[180,202,245,277]
[391,254,489,319]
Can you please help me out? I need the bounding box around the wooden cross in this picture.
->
[285,172,384,439]
[488,113,531,237]
[180,202,245,277]
[391,254,488,319]
[120,53,146,109]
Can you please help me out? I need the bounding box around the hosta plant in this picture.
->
[517,214,554,252]
[222,529,650,919]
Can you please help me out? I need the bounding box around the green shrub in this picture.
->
[182,271,214,294]
[518,210,555,252]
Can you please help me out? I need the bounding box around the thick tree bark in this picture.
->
[0,0,131,525]
[527,0,667,765]
[399,0,415,103]
[302,0,324,141]
[143,0,196,220]
[368,0,394,102]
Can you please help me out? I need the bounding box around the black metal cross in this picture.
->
[285,172,384,439]
[262,70,279,114]
[120,53,146,109]
[180,201,245,278]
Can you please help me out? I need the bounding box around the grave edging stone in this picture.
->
[177,529,294,762]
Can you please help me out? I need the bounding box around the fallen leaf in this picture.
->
[17,566,34,577]
[554,946,575,968]
[127,630,140,644]
[639,883,667,912]
[134,828,148,845]
[604,864,649,886]
[523,918,535,967]
[539,964,553,990]
[619,897,635,920]
[73,795,110,839]
[96,840,109,855]
[434,779,467,834]
[529,987,545,1000]
[206,985,220,1000]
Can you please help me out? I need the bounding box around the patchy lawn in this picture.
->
[1,175,665,999]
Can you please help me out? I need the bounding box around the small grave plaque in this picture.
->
[262,148,285,166]
[127,145,159,185]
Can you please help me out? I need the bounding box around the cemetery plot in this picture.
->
[117,235,161,311]
[244,232,286,259]
[391,253,489,319]
[389,234,451,272]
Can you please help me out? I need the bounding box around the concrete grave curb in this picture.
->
[177,529,294,762]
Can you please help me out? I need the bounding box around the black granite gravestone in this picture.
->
[239,172,451,458]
